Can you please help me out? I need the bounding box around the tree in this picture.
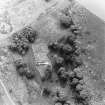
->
[14,59,27,76]
[42,88,51,97]
[62,44,73,54]
[64,102,71,105]
[16,40,29,56]
[65,35,76,47]
[57,67,66,76]
[43,65,52,81]
[68,71,76,80]
[76,84,84,91]
[56,56,64,65]
[59,16,73,29]
[74,68,83,80]
[57,67,68,87]
[8,43,18,53]
[71,78,79,86]
[24,67,35,79]
[76,72,83,80]
[70,25,81,35]
[64,100,71,105]
[22,26,38,43]
[14,59,35,79]
[79,89,90,100]
[71,56,82,68]
[53,55,64,72]
[48,41,59,52]
[79,80,84,85]
[9,31,29,56]
[9,26,38,56]
[54,102,62,105]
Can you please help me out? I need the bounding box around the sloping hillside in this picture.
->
[0,0,105,105]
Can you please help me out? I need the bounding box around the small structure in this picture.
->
[32,40,52,78]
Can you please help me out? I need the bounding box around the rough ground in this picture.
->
[0,0,105,105]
